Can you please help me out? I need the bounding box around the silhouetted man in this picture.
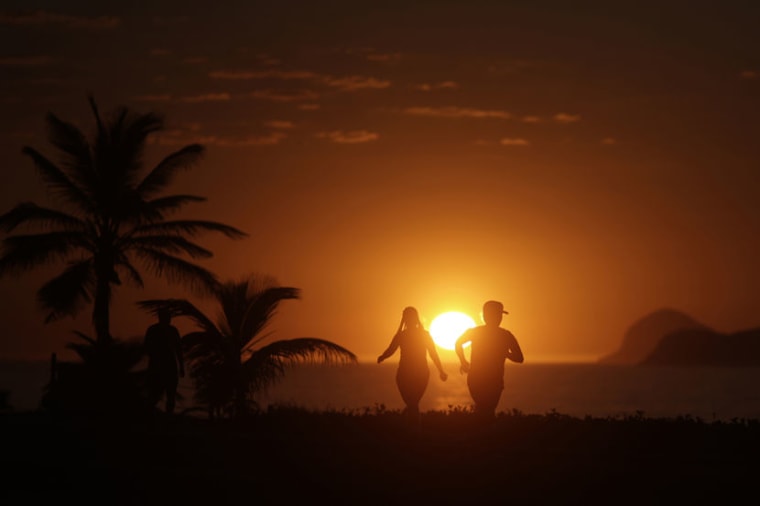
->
[455,300,524,419]
[144,308,185,414]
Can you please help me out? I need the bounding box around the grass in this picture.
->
[2,405,759,505]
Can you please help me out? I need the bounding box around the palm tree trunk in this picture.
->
[233,358,248,418]
[93,263,112,343]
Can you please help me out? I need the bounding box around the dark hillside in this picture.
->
[599,308,711,364]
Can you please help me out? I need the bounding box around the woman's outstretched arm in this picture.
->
[426,333,448,381]
[377,334,400,363]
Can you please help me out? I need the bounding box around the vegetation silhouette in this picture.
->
[0,94,246,342]
[143,307,185,414]
[455,300,524,420]
[138,274,357,419]
[41,331,149,417]
[0,95,246,416]
[3,406,757,505]
[377,306,447,422]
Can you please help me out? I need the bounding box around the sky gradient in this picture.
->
[1,1,759,362]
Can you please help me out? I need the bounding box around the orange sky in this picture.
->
[1,1,759,362]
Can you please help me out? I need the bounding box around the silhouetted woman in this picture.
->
[377,306,448,419]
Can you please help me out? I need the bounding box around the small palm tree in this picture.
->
[138,275,357,419]
[0,95,246,342]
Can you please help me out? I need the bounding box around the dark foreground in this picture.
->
[2,407,759,505]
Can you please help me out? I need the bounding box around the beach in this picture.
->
[3,406,759,505]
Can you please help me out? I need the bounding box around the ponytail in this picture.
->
[395,313,406,334]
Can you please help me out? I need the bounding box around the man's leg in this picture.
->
[165,375,179,414]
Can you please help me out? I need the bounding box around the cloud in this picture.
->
[298,103,320,111]
[344,47,401,63]
[414,81,459,91]
[553,113,581,124]
[210,68,391,93]
[521,115,542,123]
[740,70,758,80]
[403,106,510,119]
[322,75,391,91]
[210,69,318,80]
[366,52,402,63]
[0,56,50,66]
[601,137,617,145]
[151,16,189,27]
[316,130,379,144]
[0,10,120,29]
[251,89,319,102]
[256,54,281,66]
[133,94,173,102]
[155,131,286,147]
[499,138,530,146]
[213,132,287,147]
[265,120,294,129]
[179,93,231,103]
[488,59,544,75]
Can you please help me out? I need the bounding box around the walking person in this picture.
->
[455,300,524,420]
[143,307,185,414]
[378,306,448,422]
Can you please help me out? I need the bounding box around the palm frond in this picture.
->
[134,194,207,223]
[66,331,145,370]
[0,202,87,234]
[137,144,205,198]
[181,330,227,361]
[21,147,92,211]
[216,278,255,338]
[240,284,301,349]
[123,235,213,259]
[241,338,357,394]
[72,330,96,344]
[137,298,220,335]
[0,231,92,276]
[65,331,98,362]
[114,254,144,288]
[71,330,96,345]
[43,113,94,183]
[88,94,105,136]
[37,260,95,322]
[114,109,164,186]
[132,220,247,239]
[133,248,219,294]
[90,105,162,192]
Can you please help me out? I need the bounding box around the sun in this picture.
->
[429,311,476,350]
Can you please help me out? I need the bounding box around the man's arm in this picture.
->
[454,332,471,374]
[506,331,524,363]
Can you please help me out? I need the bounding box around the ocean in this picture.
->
[3,361,760,421]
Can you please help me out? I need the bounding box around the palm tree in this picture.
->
[0,95,246,343]
[138,275,357,419]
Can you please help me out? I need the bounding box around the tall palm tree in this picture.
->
[0,96,247,342]
[138,275,357,418]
